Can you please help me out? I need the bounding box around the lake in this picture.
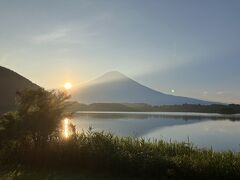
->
[72,112,240,151]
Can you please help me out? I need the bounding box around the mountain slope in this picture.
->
[0,66,39,113]
[72,71,213,105]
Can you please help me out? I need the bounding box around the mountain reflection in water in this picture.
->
[72,112,240,151]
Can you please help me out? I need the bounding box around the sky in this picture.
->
[0,0,239,104]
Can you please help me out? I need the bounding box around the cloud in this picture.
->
[31,25,100,45]
[32,28,70,43]
[216,91,224,95]
[203,91,208,96]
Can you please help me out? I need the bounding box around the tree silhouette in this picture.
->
[0,88,73,147]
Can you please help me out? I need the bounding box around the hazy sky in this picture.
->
[0,0,240,103]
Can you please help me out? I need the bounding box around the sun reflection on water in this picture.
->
[63,118,69,138]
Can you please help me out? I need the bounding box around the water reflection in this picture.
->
[72,112,240,151]
[144,120,240,151]
[76,111,240,121]
[63,118,69,138]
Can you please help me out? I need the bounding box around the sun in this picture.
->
[64,82,72,90]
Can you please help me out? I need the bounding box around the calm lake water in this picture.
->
[72,112,240,151]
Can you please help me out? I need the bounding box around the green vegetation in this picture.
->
[1,88,240,179]
[0,168,128,180]
[0,88,73,147]
[69,102,240,114]
[1,130,240,179]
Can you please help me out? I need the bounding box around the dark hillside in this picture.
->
[0,66,38,113]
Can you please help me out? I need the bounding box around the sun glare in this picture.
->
[64,82,72,90]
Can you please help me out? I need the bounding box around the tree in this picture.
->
[0,88,73,147]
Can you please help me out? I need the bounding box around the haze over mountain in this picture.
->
[73,71,213,105]
[0,66,38,113]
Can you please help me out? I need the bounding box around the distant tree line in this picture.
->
[68,102,240,114]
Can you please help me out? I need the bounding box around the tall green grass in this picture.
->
[1,130,240,179]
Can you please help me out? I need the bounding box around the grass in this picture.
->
[1,130,240,179]
[0,168,132,180]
